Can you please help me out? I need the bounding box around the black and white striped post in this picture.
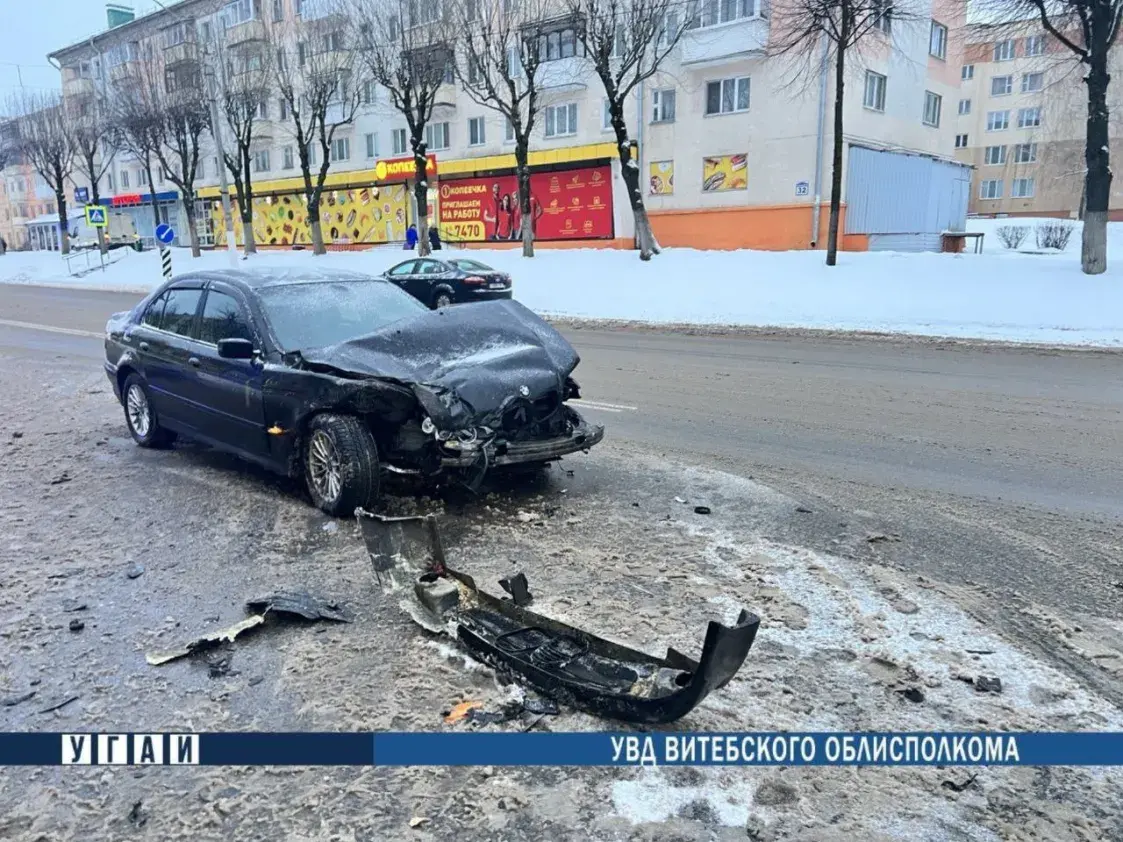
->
[160,247,172,281]
[155,223,175,281]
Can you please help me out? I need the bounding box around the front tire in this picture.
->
[433,290,454,309]
[122,373,175,448]
[304,413,380,516]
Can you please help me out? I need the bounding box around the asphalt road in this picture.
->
[2,283,1122,682]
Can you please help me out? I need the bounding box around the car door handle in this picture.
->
[139,341,149,351]
[188,357,200,368]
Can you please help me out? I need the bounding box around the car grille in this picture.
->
[501,390,562,437]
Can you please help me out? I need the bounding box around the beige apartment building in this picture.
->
[955,21,1123,218]
[48,0,973,252]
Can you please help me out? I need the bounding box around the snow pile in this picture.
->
[1,223,1121,346]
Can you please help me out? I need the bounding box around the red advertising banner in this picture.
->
[438,165,614,242]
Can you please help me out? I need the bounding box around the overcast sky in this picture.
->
[1,1,162,97]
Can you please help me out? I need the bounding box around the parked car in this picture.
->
[104,269,603,515]
[380,257,512,309]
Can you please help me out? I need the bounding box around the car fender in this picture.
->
[431,283,456,306]
[109,347,146,401]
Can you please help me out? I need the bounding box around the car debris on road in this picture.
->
[356,510,761,724]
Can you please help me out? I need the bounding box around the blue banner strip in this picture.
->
[3,732,1123,766]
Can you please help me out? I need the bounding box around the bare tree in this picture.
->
[108,73,165,234]
[977,0,1123,274]
[453,0,553,257]
[270,2,364,255]
[771,0,916,265]
[10,93,76,254]
[153,81,210,257]
[567,0,687,259]
[69,98,116,254]
[353,0,457,256]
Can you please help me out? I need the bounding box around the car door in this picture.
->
[187,284,269,460]
[131,285,205,430]
[384,260,419,300]
[410,259,449,302]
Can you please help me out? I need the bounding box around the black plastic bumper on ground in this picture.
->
[439,421,606,468]
[355,512,761,725]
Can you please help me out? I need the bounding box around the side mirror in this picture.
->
[217,338,255,360]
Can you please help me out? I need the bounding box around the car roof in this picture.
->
[169,268,386,291]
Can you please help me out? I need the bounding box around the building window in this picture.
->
[923,91,942,127]
[979,179,1003,199]
[1018,106,1042,128]
[687,0,755,29]
[272,0,283,21]
[1013,142,1037,163]
[873,0,891,34]
[652,88,676,123]
[298,41,306,66]
[222,0,259,28]
[258,100,269,120]
[984,145,1006,165]
[254,150,270,172]
[955,133,969,149]
[139,169,148,186]
[282,145,294,169]
[504,117,515,142]
[1025,34,1045,56]
[409,0,441,27]
[468,116,486,146]
[958,98,971,115]
[392,128,407,155]
[536,26,583,62]
[106,172,115,191]
[991,75,1013,96]
[361,81,374,105]
[467,55,483,85]
[962,64,974,81]
[157,168,165,186]
[1022,72,1044,93]
[863,70,886,111]
[993,39,1015,61]
[425,121,449,151]
[705,76,750,115]
[1011,177,1035,198]
[986,110,1010,131]
[121,170,130,188]
[279,98,289,120]
[212,156,220,176]
[365,132,378,158]
[929,21,947,60]
[545,103,577,137]
[602,99,613,131]
[330,137,350,161]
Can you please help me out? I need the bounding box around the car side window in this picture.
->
[199,290,254,345]
[388,261,417,276]
[142,293,169,329]
[160,288,204,338]
[416,260,443,275]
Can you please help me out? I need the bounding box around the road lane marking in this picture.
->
[0,319,102,339]
[569,399,637,413]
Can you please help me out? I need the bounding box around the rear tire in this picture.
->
[122,373,176,448]
[304,413,380,516]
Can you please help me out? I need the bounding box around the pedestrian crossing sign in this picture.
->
[85,205,107,227]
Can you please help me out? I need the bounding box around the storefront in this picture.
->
[200,155,438,249]
[98,191,180,249]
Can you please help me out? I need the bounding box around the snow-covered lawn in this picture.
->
[1,216,1120,347]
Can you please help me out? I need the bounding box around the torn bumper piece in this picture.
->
[438,420,606,469]
[356,512,761,725]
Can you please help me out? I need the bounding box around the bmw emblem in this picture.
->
[519,385,530,397]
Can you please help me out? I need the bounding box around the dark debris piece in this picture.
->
[898,687,925,704]
[941,773,979,793]
[68,619,85,633]
[126,563,145,579]
[63,600,87,613]
[244,591,352,623]
[49,472,72,485]
[693,506,712,515]
[38,695,79,714]
[975,676,1002,694]
[522,695,559,716]
[498,573,532,607]
[127,801,148,828]
[1,691,36,707]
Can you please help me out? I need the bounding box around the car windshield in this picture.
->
[257,280,426,351]
[450,259,494,272]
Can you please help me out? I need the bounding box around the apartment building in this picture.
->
[955,21,1123,218]
[47,0,972,253]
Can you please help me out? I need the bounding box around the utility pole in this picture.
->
[201,37,239,265]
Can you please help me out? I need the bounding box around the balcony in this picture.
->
[680,17,769,66]
[108,60,140,81]
[537,56,590,92]
[224,18,266,47]
[164,40,199,67]
[63,76,96,98]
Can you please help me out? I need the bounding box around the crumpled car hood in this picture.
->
[299,299,579,431]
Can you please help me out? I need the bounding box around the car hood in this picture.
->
[298,299,579,431]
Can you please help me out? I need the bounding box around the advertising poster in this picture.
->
[438,165,614,242]
[701,154,748,193]
[649,161,674,195]
[212,184,408,247]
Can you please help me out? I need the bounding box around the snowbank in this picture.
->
[2,228,1121,347]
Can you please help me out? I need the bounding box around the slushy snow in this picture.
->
[1,217,1120,347]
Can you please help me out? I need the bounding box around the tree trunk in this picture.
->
[826,39,847,267]
[184,195,201,258]
[89,166,108,255]
[56,188,70,255]
[242,204,257,255]
[309,196,326,255]
[1081,54,1110,275]
[610,113,659,260]
[413,146,431,257]
[515,141,534,258]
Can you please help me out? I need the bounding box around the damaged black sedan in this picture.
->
[103,268,604,514]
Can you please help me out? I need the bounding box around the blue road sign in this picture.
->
[155,223,175,245]
[85,205,107,227]
[75,187,89,204]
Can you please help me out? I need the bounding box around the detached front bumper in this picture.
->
[439,420,605,468]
